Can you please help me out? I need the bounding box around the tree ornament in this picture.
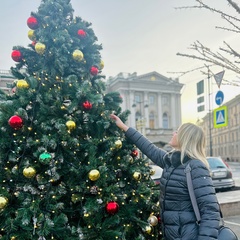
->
[90,186,98,194]
[28,30,36,41]
[10,237,17,240]
[82,100,92,110]
[90,66,99,76]
[72,50,84,61]
[11,50,22,62]
[77,29,86,38]
[35,42,46,55]
[131,149,138,157]
[39,152,52,165]
[144,225,153,234]
[99,60,104,70]
[148,215,158,226]
[16,79,29,89]
[127,155,134,163]
[105,201,119,215]
[66,120,76,130]
[27,16,39,29]
[32,41,37,46]
[8,115,23,129]
[114,140,122,149]
[88,169,100,181]
[0,196,8,209]
[23,167,36,178]
[63,99,71,107]
[149,168,156,175]
[133,172,141,180]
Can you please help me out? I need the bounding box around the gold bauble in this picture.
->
[23,167,36,178]
[133,172,141,180]
[66,120,76,130]
[148,215,158,226]
[11,237,16,240]
[0,196,8,209]
[149,168,156,175]
[16,79,29,89]
[28,30,36,41]
[72,50,84,61]
[88,169,100,181]
[99,60,104,70]
[35,42,46,55]
[145,225,153,234]
[128,156,134,163]
[114,140,122,149]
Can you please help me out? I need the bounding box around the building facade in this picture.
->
[200,94,240,162]
[0,70,15,94]
[106,71,184,148]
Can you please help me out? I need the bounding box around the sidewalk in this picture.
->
[217,189,240,217]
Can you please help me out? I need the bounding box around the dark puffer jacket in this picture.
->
[125,127,220,240]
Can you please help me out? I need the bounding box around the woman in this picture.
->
[110,114,220,240]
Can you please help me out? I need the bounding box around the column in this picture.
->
[157,93,162,128]
[171,94,176,129]
[129,91,136,128]
[144,92,149,128]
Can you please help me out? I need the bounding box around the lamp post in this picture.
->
[207,67,213,156]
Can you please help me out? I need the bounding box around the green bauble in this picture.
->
[39,152,52,165]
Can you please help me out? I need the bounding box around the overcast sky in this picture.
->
[1,0,240,123]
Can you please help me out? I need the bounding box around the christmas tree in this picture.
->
[0,0,161,239]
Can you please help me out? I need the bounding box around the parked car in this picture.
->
[207,156,235,190]
[150,165,163,185]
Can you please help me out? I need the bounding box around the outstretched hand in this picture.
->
[110,114,129,132]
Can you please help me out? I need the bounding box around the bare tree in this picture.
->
[176,0,240,85]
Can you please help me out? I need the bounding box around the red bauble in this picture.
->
[77,29,86,38]
[131,149,138,157]
[82,100,93,110]
[90,66,99,76]
[106,201,119,215]
[8,115,23,129]
[11,50,22,62]
[27,16,39,29]
[31,41,37,46]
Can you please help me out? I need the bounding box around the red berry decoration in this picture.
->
[27,16,39,29]
[77,29,86,38]
[31,41,37,46]
[131,149,138,157]
[82,100,92,110]
[8,115,23,129]
[106,201,119,215]
[11,50,22,62]
[90,66,99,76]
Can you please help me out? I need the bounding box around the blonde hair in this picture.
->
[177,123,209,168]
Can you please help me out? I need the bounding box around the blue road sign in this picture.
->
[215,90,224,106]
[214,106,228,128]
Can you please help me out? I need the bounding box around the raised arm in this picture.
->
[110,114,167,168]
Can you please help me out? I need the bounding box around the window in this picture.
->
[149,96,154,105]
[162,95,169,105]
[162,112,169,128]
[135,95,141,103]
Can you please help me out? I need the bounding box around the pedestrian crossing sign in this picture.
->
[213,106,228,128]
